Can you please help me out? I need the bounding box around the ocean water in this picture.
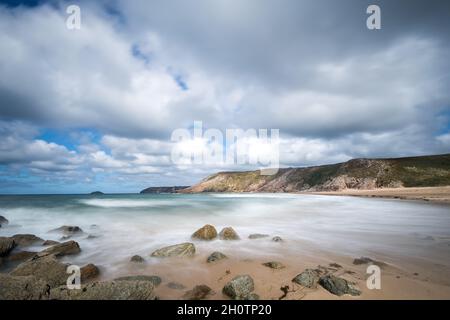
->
[1,193,450,275]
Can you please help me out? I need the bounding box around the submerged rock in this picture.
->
[292,269,320,288]
[0,237,16,257]
[43,240,60,246]
[81,263,100,282]
[49,280,156,300]
[248,234,269,239]
[192,224,218,240]
[0,215,9,227]
[262,261,285,269]
[207,251,227,263]
[151,242,195,257]
[222,275,255,300]
[167,282,186,290]
[0,274,50,300]
[319,275,361,296]
[219,227,240,240]
[7,251,36,262]
[35,240,81,258]
[272,236,283,242]
[183,285,213,300]
[50,225,83,235]
[114,275,162,287]
[12,234,44,247]
[353,256,386,267]
[130,255,145,263]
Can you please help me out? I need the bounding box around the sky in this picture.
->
[0,0,449,194]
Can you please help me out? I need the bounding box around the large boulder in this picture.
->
[114,275,161,287]
[183,285,213,300]
[0,274,50,300]
[0,237,16,257]
[35,240,81,258]
[11,234,44,247]
[222,275,255,300]
[81,264,100,282]
[10,255,69,288]
[292,269,320,288]
[319,275,361,296]
[49,280,157,300]
[150,242,195,257]
[191,224,218,240]
[0,215,8,227]
[50,226,83,235]
[207,251,227,263]
[219,227,240,240]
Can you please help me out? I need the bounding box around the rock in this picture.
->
[167,282,186,290]
[183,285,213,300]
[130,255,145,263]
[0,215,8,227]
[7,251,37,262]
[191,224,218,240]
[0,274,50,300]
[11,255,69,288]
[114,275,162,287]
[90,191,104,195]
[86,234,99,239]
[151,242,195,257]
[248,234,269,239]
[43,240,60,246]
[219,227,240,240]
[329,263,342,268]
[0,237,16,257]
[272,236,283,242]
[81,263,100,281]
[292,269,320,288]
[35,240,81,258]
[11,234,44,247]
[207,251,227,263]
[262,261,285,269]
[319,275,361,296]
[222,275,255,300]
[247,293,260,300]
[50,225,83,235]
[352,256,386,267]
[49,280,156,300]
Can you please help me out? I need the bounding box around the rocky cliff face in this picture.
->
[181,154,450,193]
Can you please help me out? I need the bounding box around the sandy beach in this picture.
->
[308,186,450,204]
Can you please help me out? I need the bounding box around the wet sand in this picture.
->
[308,186,450,204]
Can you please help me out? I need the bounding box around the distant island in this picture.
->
[140,186,190,194]
[181,153,450,193]
[90,191,105,195]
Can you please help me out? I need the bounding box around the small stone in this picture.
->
[81,263,100,281]
[222,275,255,300]
[130,255,145,263]
[352,256,386,267]
[292,269,320,288]
[248,234,269,239]
[219,227,240,240]
[183,285,213,300]
[86,234,99,239]
[114,275,162,287]
[329,263,342,268]
[151,242,195,257]
[319,275,361,296]
[167,282,186,290]
[272,236,283,242]
[262,261,285,269]
[207,251,227,263]
[43,240,60,246]
[192,224,218,240]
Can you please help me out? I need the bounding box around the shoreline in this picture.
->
[303,186,450,204]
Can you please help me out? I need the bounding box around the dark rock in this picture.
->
[43,240,60,246]
[183,285,213,300]
[319,275,361,296]
[50,225,83,235]
[7,251,36,262]
[114,275,162,287]
[167,282,186,290]
[248,234,269,239]
[192,224,218,240]
[222,275,255,300]
[207,251,227,263]
[219,227,240,240]
[292,269,320,288]
[352,256,386,267]
[140,186,189,194]
[81,264,100,281]
[0,215,8,227]
[35,240,81,258]
[0,237,16,257]
[262,261,285,269]
[0,274,50,300]
[10,255,69,288]
[272,236,283,242]
[329,263,342,268]
[150,242,195,257]
[86,234,99,239]
[49,280,156,300]
[90,191,104,195]
[11,234,44,247]
[130,255,145,263]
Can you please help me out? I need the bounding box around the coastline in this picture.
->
[304,186,450,204]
